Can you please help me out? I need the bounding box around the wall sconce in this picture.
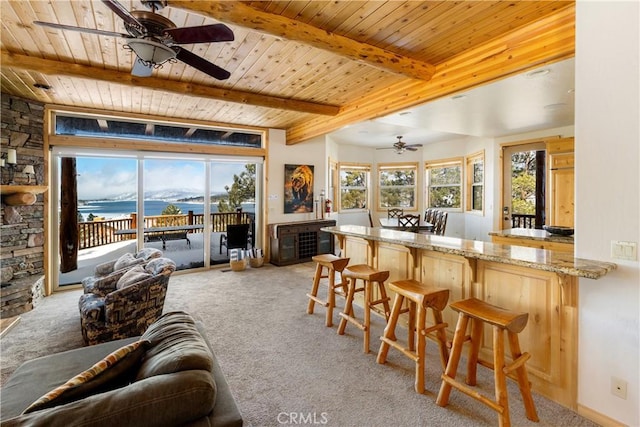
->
[2,149,17,184]
[23,165,35,184]
[7,149,16,165]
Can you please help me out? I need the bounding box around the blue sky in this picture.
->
[74,157,248,199]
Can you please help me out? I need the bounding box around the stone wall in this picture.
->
[1,93,46,317]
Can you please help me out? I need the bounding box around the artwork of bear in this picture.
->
[285,164,314,213]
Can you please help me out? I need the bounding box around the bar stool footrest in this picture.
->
[380,336,419,362]
[440,375,505,415]
[306,294,329,307]
[339,313,367,331]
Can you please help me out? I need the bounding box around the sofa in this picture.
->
[0,311,243,427]
[79,257,176,345]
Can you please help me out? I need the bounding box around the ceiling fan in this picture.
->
[377,136,423,154]
[34,0,234,80]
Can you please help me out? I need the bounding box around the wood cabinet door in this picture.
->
[550,153,574,227]
[476,261,577,409]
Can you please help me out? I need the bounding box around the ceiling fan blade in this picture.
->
[406,144,423,148]
[375,147,395,150]
[164,24,235,44]
[34,21,130,38]
[101,0,145,36]
[406,147,419,151]
[173,47,230,80]
[131,58,154,77]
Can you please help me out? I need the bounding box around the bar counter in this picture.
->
[489,227,574,253]
[322,225,616,410]
[325,225,614,279]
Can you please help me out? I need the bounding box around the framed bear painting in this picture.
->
[284,164,314,213]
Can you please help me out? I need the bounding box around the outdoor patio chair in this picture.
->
[78,257,176,345]
[220,223,250,255]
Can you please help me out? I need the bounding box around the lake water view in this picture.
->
[78,200,255,220]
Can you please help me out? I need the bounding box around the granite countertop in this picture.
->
[323,225,616,279]
[488,228,574,244]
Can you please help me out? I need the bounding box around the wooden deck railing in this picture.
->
[78,211,253,250]
[511,213,536,229]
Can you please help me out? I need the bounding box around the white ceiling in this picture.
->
[328,58,575,148]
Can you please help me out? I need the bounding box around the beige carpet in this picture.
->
[1,263,598,427]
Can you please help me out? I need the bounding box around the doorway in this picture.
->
[502,143,546,229]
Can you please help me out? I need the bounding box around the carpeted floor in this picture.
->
[1,263,598,427]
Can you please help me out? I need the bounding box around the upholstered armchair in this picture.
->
[78,257,176,345]
[82,248,163,295]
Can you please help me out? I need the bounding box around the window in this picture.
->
[377,163,417,210]
[425,158,463,209]
[53,112,263,148]
[339,163,370,211]
[466,151,484,213]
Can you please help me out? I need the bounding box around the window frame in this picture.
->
[376,162,419,211]
[425,157,464,211]
[466,151,485,214]
[338,162,371,213]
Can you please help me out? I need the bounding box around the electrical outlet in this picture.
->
[611,377,628,399]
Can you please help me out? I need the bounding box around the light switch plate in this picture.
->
[611,241,638,261]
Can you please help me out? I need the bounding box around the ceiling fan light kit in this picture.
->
[126,38,176,66]
[377,136,423,155]
[34,0,234,80]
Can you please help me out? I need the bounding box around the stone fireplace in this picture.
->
[1,93,46,317]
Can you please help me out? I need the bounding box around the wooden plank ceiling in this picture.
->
[0,1,575,144]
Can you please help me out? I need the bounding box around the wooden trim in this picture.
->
[465,150,485,214]
[577,404,627,427]
[424,156,464,168]
[286,4,575,144]
[47,134,267,157]
[173,1,435,81]
[46,104,268,134]
[2,51,340,116]
[500,136,561,149]
[547,137,575,154]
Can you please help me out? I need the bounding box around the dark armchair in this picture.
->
[78,257,176,345]
[220,223,250,254]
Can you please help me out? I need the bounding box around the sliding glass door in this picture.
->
[53,149,262,290]
[57,155,139,286]
[142,159,206,270]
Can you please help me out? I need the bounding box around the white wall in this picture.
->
[266,129,328,225]
[328,141,376,227]
[575,2,640,425]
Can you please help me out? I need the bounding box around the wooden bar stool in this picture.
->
[306,254,350,327]
[337,264,391,353]
[436,298,539,427]
[376,279,450,394]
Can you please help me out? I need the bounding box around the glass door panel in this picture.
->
[58,156,138,287]
[142,159,205,271]
[502,143,546,229]
[210,162,258,264]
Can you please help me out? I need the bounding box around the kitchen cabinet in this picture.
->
[326,225,615,410]
[547,138,574,227]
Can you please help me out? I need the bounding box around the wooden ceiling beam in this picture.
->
[286,4,576,144]
[170,1,435,81]
[0,51,341,116]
